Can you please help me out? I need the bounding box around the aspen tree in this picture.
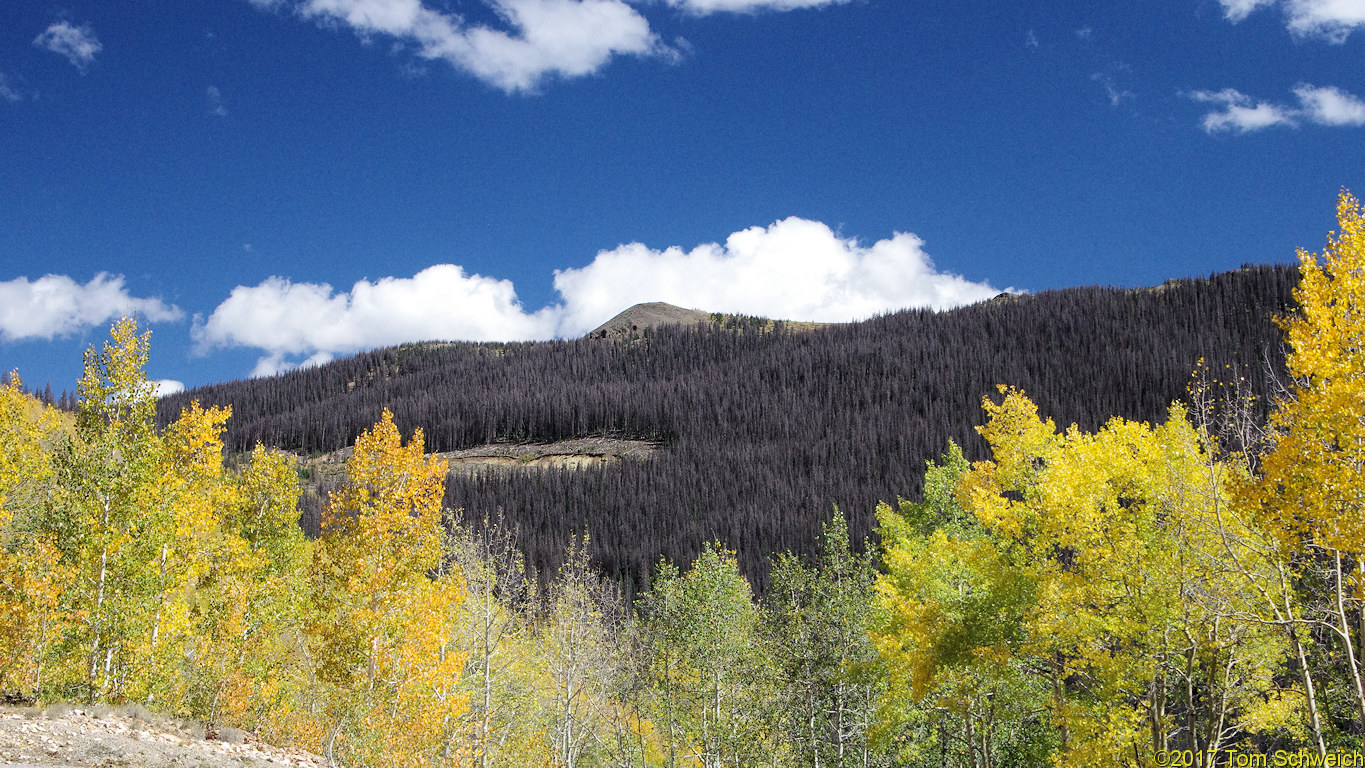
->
[212,444,312,736]
[46,317,168,701]
[309,408,468,767]
[0,374,67,698]
[886,389,1301,766]
[769,512,886,768]
[536,535,616,768]
[447,513,540,768]
[873,446,1050,768]
[642,545,776,768]
[1243,190,1365,741]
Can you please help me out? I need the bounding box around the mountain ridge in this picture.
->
[159,265,1299,593]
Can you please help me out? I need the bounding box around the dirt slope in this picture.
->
[0,705,328,768]
[584,302,713,339]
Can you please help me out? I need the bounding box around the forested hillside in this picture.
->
[159,265,1299,592]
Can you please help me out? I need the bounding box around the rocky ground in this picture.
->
[0,705,329,767]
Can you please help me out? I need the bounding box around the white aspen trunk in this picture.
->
[87,542,108,698]
[151,545,163,648]
[1289,624,1327,758]
[963,703,978,768]
[1185,641,1198,752]
[829,682,840,763]
[1333,550,1365,736]
[481,597,492,768]
[1359,558,1365,734]
[1207,487,1327,757]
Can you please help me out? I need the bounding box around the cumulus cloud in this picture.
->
[195,219,1005,375]
[33,21,103,71]
[1293,83,1365,125]
[254,0,662,92]
[192,264,560,376]
[154,380,186,397]
[1285,0,1365,40]
[664,0,850,14]
[0,273,183,342]
[1187,83,1365,132]
[1218,0,1365,41]
[552,217,1006,336]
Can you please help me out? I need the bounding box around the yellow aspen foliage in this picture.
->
[74,316,158,444]
[309,408,469,767]
[1242,189,1365,739]
[48,316,169,702]
[2,318,317,746]
[14,318,314,717]
[137,401,239,708]
[214,444,314,740]
[0,374,70,697]
[1250,190,1365,554]
[151,401,312,730]
[947,388,1292,765]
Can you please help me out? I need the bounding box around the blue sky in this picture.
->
[2,0,1363,392]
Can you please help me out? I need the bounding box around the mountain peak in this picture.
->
[585,302,713,339]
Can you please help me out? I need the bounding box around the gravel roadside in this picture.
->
[0,705,330,767]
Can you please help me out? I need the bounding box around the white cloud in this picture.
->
[1218,0,1277,22]
[197,219,1008,376]
[1285,0,1365,41]
[552,217,1006,336]
[1218,0,1365,41]
[154,380,186,397]
[442,0,663,91]
[1092,72,1134,107]
[1188,88,1297,132]
[193,265,560,375]
[0,273,183,342]
[0,74,20,103]
[664,0,849,14]
[257,0,662,92]
[33,21,103,71]
[1188,83,1365,132]
[207,85,228,117]
[1293,83,1365,125]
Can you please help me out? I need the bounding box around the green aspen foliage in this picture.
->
[49,317,170,702]
[873,446,1051,768]
[642,544,778,768]
[767,512,888,768]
